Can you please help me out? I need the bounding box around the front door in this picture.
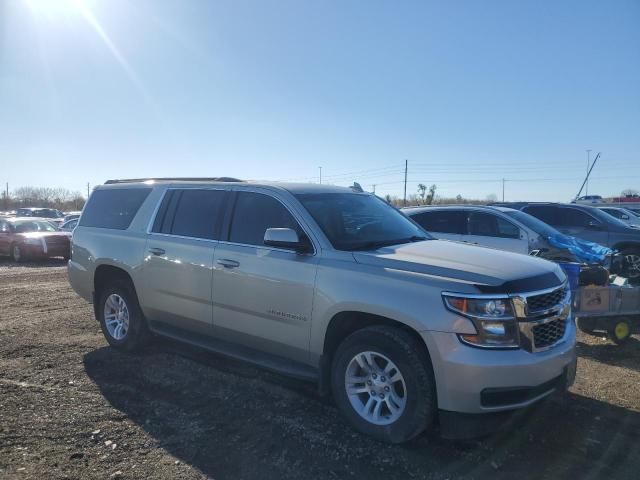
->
[212,190,318,363]
[139,188,227,335]
[466,212,529,254]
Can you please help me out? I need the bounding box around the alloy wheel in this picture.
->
[344,351,407,425]
[103,294,130,341]
[625,253,640,279]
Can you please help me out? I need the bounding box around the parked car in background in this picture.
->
[403,205,579,259]
[15,207,65,226]
[572,195,603,204]
[597,206,640,227]
[493,203,640,280]
[0,218,71,262]
[67,179,575,443]
[60,218,79,231]
[63,211,82,223]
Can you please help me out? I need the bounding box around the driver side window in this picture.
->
[229,192,303,247]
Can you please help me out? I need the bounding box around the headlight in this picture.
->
[442,294,519,348]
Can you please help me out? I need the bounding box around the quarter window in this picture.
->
[229,192,302,247]
[80,188,151,230]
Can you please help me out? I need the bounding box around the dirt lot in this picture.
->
[1,261,639,480]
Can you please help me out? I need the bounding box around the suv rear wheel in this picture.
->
[331,325,436,443]
[97,280,149,352]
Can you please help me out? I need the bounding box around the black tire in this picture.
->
[97,279,149,352]
[10,243,24,263]
[331,325,436,444]
[609,318,632,345]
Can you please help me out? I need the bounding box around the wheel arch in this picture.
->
[318,311,433,396]
[93,264,137,321]
[612,241,640,252]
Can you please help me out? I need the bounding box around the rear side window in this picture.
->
[557,208,593,228]
[468,212,520,239]
[411,211,467,234]
[152,189,225,240]
[80,188,151,230]
[523,206,559,226]
[229,192,301,246]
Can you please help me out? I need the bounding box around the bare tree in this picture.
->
[621,188,639,197]
[417,184,427,204]
[426,184,437,205]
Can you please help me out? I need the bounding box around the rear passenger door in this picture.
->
[409,210,466,242]
[139,188,227,335]
[466,212,528,254]
[212,190,318,364]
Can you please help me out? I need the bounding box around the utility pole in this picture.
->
[403,159,408,206]
[87,182,90,198]
[318,166,322,184]
[586,150,592,195]
[3,182,7,210]
[372,184,376,194]
[502,178,505,202]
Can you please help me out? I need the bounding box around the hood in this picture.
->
[353,239,565,294]
[18,231,71,239]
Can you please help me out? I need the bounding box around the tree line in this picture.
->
[1,187,86,212]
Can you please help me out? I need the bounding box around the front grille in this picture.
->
[45,236,68,246]
[526,286,567,313]
[532,318,567,349]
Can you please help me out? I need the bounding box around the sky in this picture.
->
[0,0,639,201]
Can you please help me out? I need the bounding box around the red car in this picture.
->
[0,218,71,262]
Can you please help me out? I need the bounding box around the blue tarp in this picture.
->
[547,233,614,263]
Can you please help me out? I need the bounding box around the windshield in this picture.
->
[502,209,561,237]
[12,220,58,233]
[588,207,630,228]
[296,193,431,251]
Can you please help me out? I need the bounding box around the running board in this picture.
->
[148,321,319,382]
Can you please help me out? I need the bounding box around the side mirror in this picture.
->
[622,215,630,220]
[264,228,310,253]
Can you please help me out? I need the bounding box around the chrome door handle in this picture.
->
[217,258,240,268]
[148,247,166,256]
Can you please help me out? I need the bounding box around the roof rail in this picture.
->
[104,177,244,185]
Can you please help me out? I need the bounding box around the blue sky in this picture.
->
[1,0,639,201]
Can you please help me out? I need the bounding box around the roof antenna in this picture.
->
[350,182,363,193]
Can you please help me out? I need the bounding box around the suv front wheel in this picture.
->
[331,325,436,443]
[97,280,149,352]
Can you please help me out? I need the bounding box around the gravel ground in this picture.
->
[1,261,639,479]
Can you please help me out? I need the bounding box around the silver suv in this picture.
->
[68,179,576,443]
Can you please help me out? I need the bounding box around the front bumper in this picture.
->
[20,243,69,259]
[420,317,576,415]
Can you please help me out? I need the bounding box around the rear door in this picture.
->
[139,188,227,336]
[212,189,318,363]
[466,211,529,253]
[409,210,467,242]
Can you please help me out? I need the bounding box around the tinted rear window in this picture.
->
[80,188,151,230]
[410,210,467,234]
[152,189,226,240]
